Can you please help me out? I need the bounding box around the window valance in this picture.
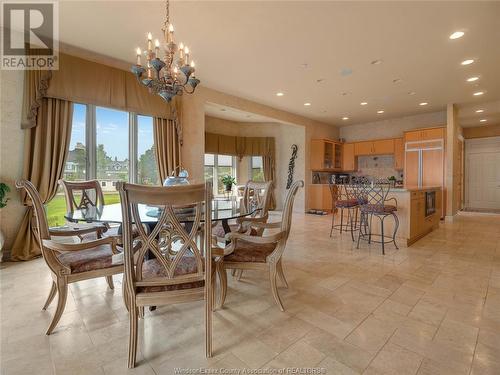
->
[205,132,275,159]
[22,53,181,130]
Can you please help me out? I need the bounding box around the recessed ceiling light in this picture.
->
[476,109,484,113]
[342,117,349,120]
[449,31,465,40]
[480,119,487,122]
[371,59,383,65]
[304,102,311,106]
[393,78,402,84]
[276,92,284,97]
[461,59,474,65]
[360,102,368,106]
[377,110,385,114]
[473,91,484,96]
[408,91,416,96]
[466,76,479,82]
[419,102,428,106]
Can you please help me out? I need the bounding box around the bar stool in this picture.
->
[329,182,360,241]
[354,181,399,254]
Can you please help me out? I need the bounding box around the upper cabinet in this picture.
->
[311,139,342,171]
[342,143,356,171]
[394,138,404,170]
[354,139,394,156]
[404,127,445,142]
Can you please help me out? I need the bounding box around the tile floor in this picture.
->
[1,212,500,375]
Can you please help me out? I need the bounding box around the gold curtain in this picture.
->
[11,98,73,260]
[21,69,52,129]
[153,117,181,183]
[45,53,177,120]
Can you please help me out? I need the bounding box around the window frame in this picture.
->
[204,153,238,195]
[248,155,265,182]
[76,103,154,184]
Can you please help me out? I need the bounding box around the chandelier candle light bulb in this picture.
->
[131,0,199,102]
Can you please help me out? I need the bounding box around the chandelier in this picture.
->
[131,0,199,102]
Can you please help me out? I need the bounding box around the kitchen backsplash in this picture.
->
[352,155,403,181]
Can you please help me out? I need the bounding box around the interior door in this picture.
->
[405,150,420,187]
[467,152,500,209]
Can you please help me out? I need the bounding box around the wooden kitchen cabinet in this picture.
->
[354,139,394,156]
[342,143,356,171]
[405,127,445,142]
[308,185,332,211]
[354,141,374,156]
[373,139,395,154]
[408,188,441,245]
[311,139,342,170]
[394,138,404,170]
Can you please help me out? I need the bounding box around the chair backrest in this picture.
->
[242,180,273,218]
[353,180,391,207]
[58,179,104,214]
[117,182,212,294]
[280,180,304,240]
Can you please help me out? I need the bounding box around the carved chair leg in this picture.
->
[105,276,114,290]
[128,306,139,369]
[277,259,288,288]
[236,269,243,281]
[205,271,213,358]
[231,269,236,277]
[46,278,68,335]
[216,261,227,309]
[270,265,284,311]
[42,281,57,310]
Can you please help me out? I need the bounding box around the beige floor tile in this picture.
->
[317,356,360,375]
[367,343,423,375]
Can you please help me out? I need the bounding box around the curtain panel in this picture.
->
[11,98,73,260]
[153,117,182,183]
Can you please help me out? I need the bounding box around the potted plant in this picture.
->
[0,182,10,253]
[221,175,236,192]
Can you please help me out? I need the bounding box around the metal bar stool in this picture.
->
[353,181,399,254]
[329,182,360,241]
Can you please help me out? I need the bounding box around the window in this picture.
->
[46,104,160,227]
[204,153,237,195]
[137,115,159,185]
[250,156,264,182]
[96,106,130,187]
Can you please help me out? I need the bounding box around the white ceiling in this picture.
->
[204,103,279,123]
[52,1,500,127]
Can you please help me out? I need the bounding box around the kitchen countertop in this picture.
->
[391,186,442,192]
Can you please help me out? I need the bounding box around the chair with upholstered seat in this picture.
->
[215,180,303,311]
[117,182,214,368]
[212,180,273,241]
[15,180,123,335]
[329,182,360,241]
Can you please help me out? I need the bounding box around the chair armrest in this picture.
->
[225,230,284,244]
[49,225,102,238]
[245,221,282,230]
[235,214,268,225]
[42,236,118,253]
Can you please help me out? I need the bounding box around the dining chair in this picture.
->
[58,179,118,241]
[117,182,214,368]
[15,180,123,335]
[215,180,303,311]
[212,180,273,241]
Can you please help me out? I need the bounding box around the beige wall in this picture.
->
[183,86,338,211]
[339,111,446,141]
[0,70,25,259]
[205,116,306,211]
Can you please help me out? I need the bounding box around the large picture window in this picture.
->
[46,104,159,226]
[250,156,264,182]
[204,153,237,195]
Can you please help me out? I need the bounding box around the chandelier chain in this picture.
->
[163,0,170,31]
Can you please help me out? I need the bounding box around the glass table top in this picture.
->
[64,196,258,224]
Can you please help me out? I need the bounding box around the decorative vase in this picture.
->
[224,184,232,192]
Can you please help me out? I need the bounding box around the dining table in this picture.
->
[62,195,260,237]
